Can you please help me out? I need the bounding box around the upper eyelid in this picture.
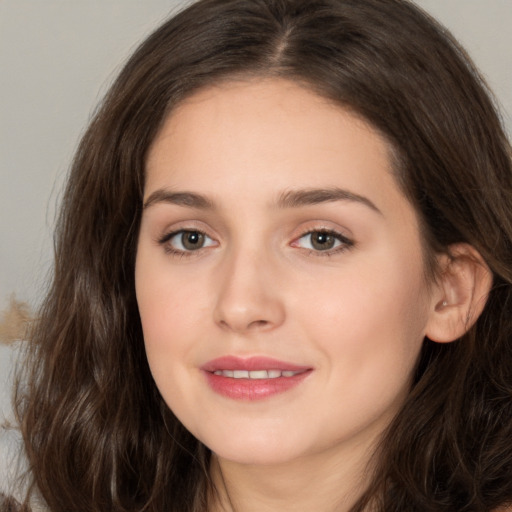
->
[154,223,354,246]
[294,226,353,241]
[158,229,218,256]
[155,220,218,243]
[157,226,350,240]
[292,230,355,258]
[158,227,210,244]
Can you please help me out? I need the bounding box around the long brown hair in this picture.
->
[12,0,512,510]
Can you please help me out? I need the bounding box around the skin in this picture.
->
[135,79,444,511]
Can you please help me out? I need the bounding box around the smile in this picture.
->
[202,356,312,400]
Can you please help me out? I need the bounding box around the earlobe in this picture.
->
[425,244,493,344]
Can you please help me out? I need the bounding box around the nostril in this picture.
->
[217,317,271,332]
[248,319,269,329]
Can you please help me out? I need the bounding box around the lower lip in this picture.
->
[203,371,311,401]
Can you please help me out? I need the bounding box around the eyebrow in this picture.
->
[143,190,214,210]
[143,186,381,215]
[276,187,382,214]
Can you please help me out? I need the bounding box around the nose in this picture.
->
[213,247,286,334]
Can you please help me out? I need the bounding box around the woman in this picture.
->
[7,0,512,510]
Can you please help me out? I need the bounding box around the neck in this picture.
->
[209,441,377,512]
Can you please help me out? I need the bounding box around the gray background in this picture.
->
[0,1,511,481]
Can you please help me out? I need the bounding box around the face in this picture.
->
[135,79,435,467]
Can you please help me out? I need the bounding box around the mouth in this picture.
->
[201,356,312,400]
[212,369,306,379]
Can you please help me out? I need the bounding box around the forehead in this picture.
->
[145,78,407,218]
[149,79,389,156]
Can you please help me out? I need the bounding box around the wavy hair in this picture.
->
[12,0,512,510]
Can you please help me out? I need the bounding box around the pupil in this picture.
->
[182,231,204,250]
[312,232,334,250]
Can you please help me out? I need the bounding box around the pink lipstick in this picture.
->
[201,356,312,400]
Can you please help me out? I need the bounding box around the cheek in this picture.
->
[135,248,205,366]
[296,246,430,386]
[291,262,429,444]
[135,256,208,423]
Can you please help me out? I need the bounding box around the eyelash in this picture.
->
[157,228,354,258]
[158,229,214,257]
[293,228,354,257]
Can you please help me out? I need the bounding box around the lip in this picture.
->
[201,356,313,401]
[201,356,310,373]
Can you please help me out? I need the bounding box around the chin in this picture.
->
[198,427,312,467]
[214,445,302,467]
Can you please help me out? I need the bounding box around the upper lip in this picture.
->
[201,356,311,372]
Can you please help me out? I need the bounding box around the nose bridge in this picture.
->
[213,237,285,333]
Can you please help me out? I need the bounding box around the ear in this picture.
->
[425,244,493,343]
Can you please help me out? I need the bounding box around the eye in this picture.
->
[293,230,353,253]
[161,230,217,253]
